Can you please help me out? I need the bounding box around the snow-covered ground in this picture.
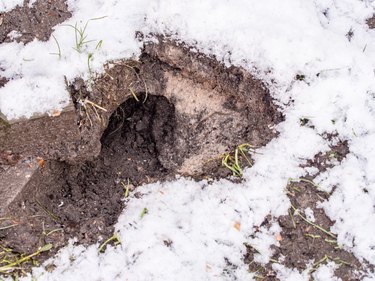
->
[1,0,375,280]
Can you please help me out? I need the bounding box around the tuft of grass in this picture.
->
[87,41,103,76]
[50,34,61,59]
[95,40,103,50]
[87,52,93,74]
[124,64,149,103]
[222,143,255,177]
[65,16,107,53]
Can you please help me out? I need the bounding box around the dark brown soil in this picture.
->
[246,141,374,280]
[0,0,70,44]
[367,15,375,29]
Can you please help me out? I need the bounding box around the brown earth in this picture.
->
[246,140,374,280]
[367,15,375,29]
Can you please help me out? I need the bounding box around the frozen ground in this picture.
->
[1,0,375,280]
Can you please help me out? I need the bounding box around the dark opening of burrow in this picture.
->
[100,93,177,184]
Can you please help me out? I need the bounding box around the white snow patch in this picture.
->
[312,262,341,281]
[249,223,281,265]
[273,263,310,281]
[304,207,315,223]
[0,0,23,12]
[6,30,22,40]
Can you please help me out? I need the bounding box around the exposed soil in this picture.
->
[0,0,70,44]
[367,15,375,29]
[246,140,374,280]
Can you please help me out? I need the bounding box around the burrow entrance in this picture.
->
[0,39,283,275]
[100,94,175,184]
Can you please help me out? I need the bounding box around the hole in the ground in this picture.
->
[1,40,284,276]
[100,93,176,184]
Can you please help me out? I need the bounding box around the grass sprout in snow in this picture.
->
[65,16,107,53]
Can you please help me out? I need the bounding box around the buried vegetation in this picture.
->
[0,40,282,277]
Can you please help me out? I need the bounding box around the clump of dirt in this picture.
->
[246,141,374,280]
[367,15,375,29]
[0,76,7,88]
[0,0,70,44]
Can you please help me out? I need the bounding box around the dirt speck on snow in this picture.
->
[367,15,375,29]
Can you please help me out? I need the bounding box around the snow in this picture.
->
[6,30,22,40]
[1,0,375,280]
[273,264,310,281]
[304,207,316,222]
[0,0,23,12]
[312,262,342,281]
